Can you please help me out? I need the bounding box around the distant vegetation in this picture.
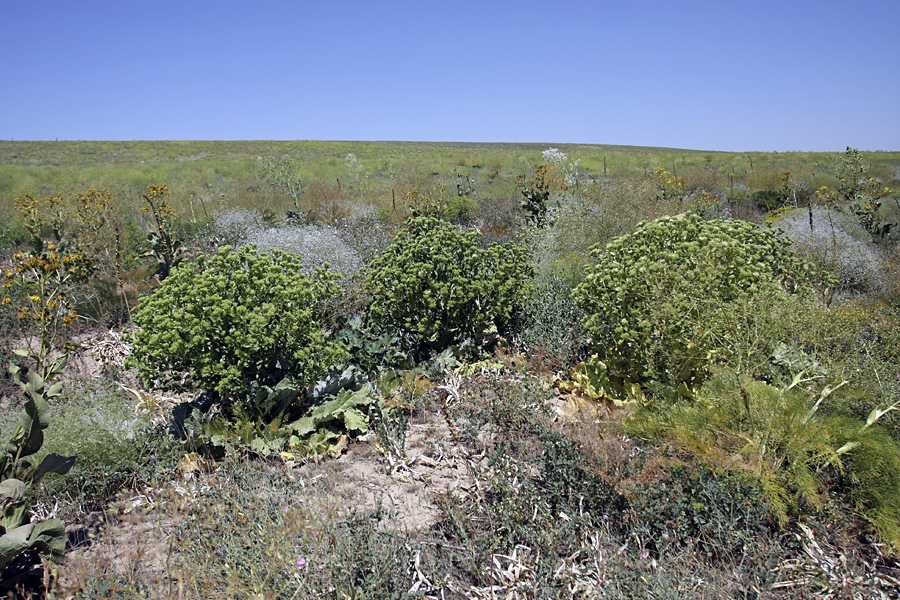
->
[1,140,899,598]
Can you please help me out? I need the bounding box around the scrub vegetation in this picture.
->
[1,140,899,598]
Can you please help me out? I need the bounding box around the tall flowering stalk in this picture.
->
[5,195,90,376]
[3,244,86,377]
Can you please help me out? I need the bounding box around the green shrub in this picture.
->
[364,216,531,352]
[573,213,814,388]
[518,273,587,365]
[127,245,347,418]
[624,463,771,559]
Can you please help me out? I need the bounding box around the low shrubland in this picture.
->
[0,142,898,597]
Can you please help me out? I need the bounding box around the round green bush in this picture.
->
[364,216,532,351]
[127,245,347,413]
[573,213,813,387]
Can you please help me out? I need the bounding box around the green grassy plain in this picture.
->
[4,139,897,201]
[3,139,897,250]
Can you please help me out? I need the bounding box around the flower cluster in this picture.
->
[542,147,579,187]
[2,242,87,365]
[407,183,449,219]
[683,188,724,216]
[653,167,684,202]
[141,184,176,223]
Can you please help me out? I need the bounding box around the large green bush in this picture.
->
[573,213,814,388]
[364,216,531,351]
[127,245,347,416]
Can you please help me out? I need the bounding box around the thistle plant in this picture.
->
[4,196,89,375]
[683,188,724,217]
[0,202,81,573]
[406,184,450,219]
[14,194,68,256]
[818,147,897,238]
[2,249,84,377]
[653,167,685,202]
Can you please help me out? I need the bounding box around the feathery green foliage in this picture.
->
[627,368,900,548]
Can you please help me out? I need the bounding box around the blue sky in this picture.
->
[1,0,898,151]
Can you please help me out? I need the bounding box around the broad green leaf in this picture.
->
[0,526,32,568]
[29,518,66,557]
[0,479,26,505]
[290,417,316,437]
[342,407,368,433]
[29,453,77,485]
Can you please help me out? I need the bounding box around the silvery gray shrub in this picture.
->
[211,209,398,280]
[774,207,887,293]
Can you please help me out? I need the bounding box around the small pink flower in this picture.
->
[297,557,307,567]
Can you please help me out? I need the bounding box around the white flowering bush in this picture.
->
[211,208,262,247]
[542,147,579,188]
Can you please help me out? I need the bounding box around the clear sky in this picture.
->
[2,0,898,151]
